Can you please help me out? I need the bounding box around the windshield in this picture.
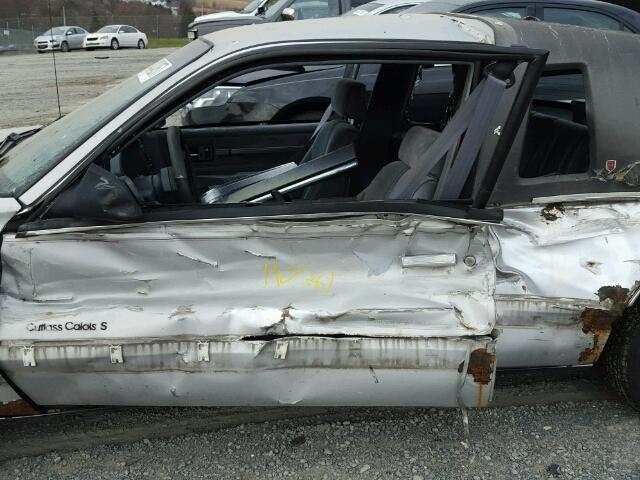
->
[241,0,264,13]
[42,27,66,36]
[97,26,119,33]
[264,0,289,17]
[0,40,211,198]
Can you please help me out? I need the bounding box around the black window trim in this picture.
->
[15,199,504,235]
[487,62,604,206]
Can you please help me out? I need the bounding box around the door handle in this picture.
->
[401,254,457,268]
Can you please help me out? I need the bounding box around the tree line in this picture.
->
[0,0,195,18]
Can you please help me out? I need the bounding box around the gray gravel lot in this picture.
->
[0,49,175,128]
[0,369,638,479]
[1,50,639,480]
[1,400,639,480]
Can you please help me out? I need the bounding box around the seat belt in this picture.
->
[310,103,334,139]
[388,75,507,200]
[434,74,507,200]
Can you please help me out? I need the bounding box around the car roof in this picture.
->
[200,11,639,60]
[201,14,496,49]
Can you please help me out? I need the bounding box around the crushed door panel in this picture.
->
[0,214,497,406]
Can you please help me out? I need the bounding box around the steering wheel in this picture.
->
[166,126,195,203]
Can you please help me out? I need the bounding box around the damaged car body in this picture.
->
[0,14,639,412]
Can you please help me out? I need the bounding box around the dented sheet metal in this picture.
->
[0,336,496,407]
[0,215,495,341]
[0,214,497,407]
[489,202,640,366]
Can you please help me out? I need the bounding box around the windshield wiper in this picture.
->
[0,127,43,158]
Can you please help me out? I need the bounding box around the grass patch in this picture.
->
[147,38,190,49]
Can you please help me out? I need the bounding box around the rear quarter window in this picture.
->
[519,71,591,178]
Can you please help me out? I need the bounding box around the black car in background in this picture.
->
[187,0,371,39]
[183,0,640,128]
[403,0,640,32]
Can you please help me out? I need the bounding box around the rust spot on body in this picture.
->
[0,399,39,417]
[541,204,565,221]
[466,348,496,385]
[579,285,629,364]
[476,383,485,408]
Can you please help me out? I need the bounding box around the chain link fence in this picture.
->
[0,15,194,51]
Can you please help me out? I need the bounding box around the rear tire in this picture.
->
[110,38,119,50]
[60,41,69,52]
[603,304,640,410]
[137,39,145,49]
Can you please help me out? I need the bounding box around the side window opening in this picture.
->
[519,70,591,178]
[171,64,347,127]
[39,56,523,225]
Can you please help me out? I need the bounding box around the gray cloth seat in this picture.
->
[358,74,507,202]
[358,126,440,200]
[299,78,367,164]
[299,78,367,199]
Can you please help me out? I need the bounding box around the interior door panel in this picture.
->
[180,123,317,188]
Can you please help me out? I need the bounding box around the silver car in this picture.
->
[34,26,88,53]
[1,14,639,413]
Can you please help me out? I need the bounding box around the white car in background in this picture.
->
[83,25,148,51]
[344,0,430,15]
[193,0,270,22]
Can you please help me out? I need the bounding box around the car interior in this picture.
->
[115,61,472,207]
[39,55,552,223]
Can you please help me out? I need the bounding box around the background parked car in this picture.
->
[396,0,640,32]
[345,0,430,15]
[183,0,640,127]
[33,26,88,53]
[187,0,373,39]
[83,25,148,51]
[191,0,271,22]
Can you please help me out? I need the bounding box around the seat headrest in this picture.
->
[332,79,367,122]
[398,126,440,167]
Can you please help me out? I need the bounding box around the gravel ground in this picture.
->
[0,369,638,479]
[0,49,175,128]
[1,400,639,480]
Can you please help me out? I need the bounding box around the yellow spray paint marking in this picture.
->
[263,259,334,294]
